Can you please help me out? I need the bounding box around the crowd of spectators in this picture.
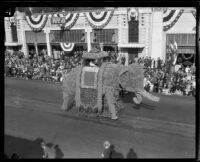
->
[4,50,196,97]
[4,49,83,83]
[136,56,196,97]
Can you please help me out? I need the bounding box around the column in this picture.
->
[19,13,28,57]
[86,27,92,52]
[34,42,38,56]
[151,8,163,60]
[162,31,167,62]
[124,52,129,66]
[44,29,51,57]
[100,43,103,51]
[4,18,12,43]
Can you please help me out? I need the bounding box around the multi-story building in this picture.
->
[4,7,196,65]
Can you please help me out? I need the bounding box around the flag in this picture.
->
[169,40,178,52]
[169,42,174,51]
[172,41,178,65]
[174,41,178,51]
[111,32,115,42]
[81,33,85,42]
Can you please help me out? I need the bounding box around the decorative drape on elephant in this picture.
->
[74,62,125,118]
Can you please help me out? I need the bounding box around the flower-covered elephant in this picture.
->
[61,62,160,120]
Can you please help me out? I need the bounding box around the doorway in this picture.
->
[27,44,36,59]
[128,48,138,64]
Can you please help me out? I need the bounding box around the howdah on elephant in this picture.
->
[61,50,160,120]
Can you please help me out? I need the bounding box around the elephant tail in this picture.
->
[137,89,160,102]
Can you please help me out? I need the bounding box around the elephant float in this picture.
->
[61,50,160,120]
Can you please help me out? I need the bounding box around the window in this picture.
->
[11,23,18,42]
[92,29,117,43]
[128,18,139,43]
[50,30,84,43]
[166,34,195,47]
[25,31,46,43]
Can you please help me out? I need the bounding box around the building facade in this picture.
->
[4,7,196,65]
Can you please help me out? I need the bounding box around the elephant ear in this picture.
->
[119,67,130,88]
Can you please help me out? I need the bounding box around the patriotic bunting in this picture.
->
[25,14,48,32]
[182,54,194,60]
[191,10,196,19]
[84,10,114,29]
[163,9,184,31]
[60,43,75,52]
[50,13,79,30]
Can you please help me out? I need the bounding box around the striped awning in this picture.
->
[25,31,46,43]
[118,43,145,48]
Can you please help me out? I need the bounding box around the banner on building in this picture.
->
[25,14,48,32]
[84,10,114,29]
[60,42,75,51]
[51,13,79,30]
[163,9,184,31]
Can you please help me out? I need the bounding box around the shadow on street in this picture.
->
[4,134,64,159]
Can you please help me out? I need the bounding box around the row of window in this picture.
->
[128,18,139,43]
[166,34,196,46]
[9,24,196,47]
[25,29,118,43]
[11,23,18,42]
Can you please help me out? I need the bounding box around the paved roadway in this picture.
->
[4,77,196,158]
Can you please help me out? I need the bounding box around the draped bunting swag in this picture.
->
[84,10,114,29]
[25,12,79,32]
[182,54,194,60]
[25,14,48,32]
[60,43,75,51]
[163,9,184,31]
[191,11,196,19]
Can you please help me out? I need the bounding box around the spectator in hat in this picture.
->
[101,141,112,158]
[126,148,137,159]
[11,153,20,159]
[41,141,56,159]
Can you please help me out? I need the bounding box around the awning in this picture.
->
[177,48,195,54]
[5,42,22,46]
[102,43,117,46]
[166,46,195,54]
[118,43,145,48]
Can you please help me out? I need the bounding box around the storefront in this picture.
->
[49,29,86,57]
[90,29,118,52]
[118,43,145,65]
[166,33,196,66]
[5,7,156,60]
[25,31,47,57]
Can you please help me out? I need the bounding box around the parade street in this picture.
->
[5,77,195,158]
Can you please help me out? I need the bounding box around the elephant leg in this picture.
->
[61,91,75,111]
[105,87,118,120]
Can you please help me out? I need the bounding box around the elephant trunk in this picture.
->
[136,89,160,102]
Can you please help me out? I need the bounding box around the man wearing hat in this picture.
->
[101,141,112,158]
[41,141,56,159]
